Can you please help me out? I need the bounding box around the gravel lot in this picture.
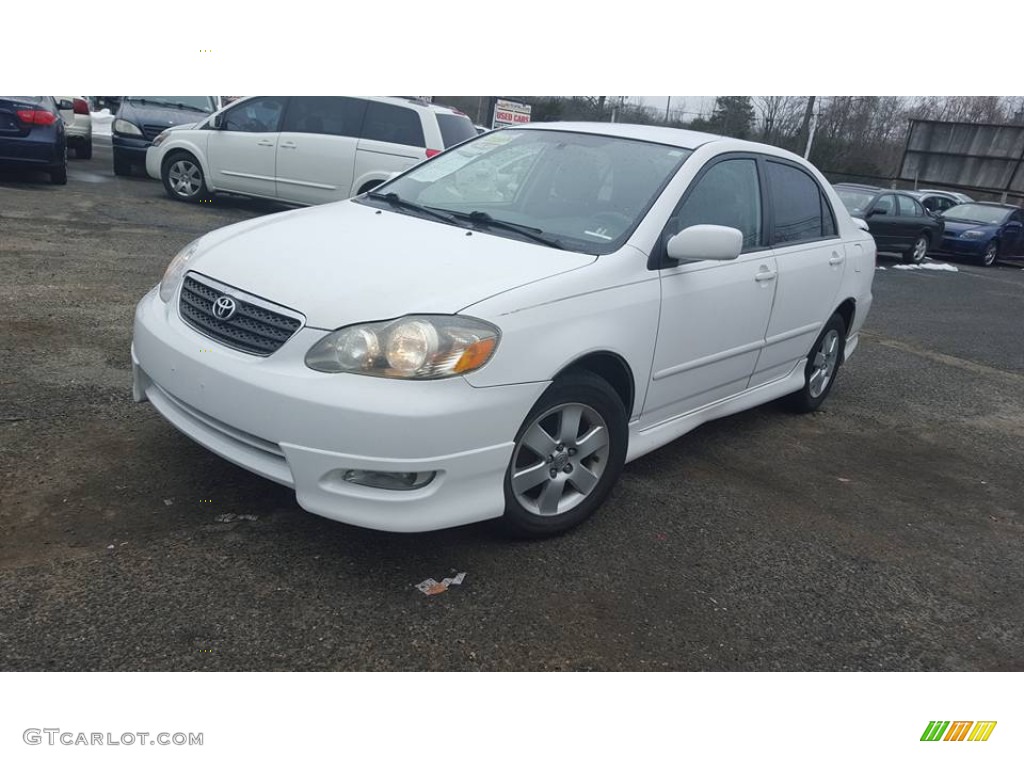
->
[1,138,1022,671]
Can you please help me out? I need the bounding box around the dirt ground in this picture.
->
[1,138,1022,670]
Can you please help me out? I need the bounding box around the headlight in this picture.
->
[962,230,986,239]
[158,240,201,302]
[113,119,143,137]
[306,316,499,379]
[151,130,169,147]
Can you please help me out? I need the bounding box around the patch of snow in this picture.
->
[892,261,958,273]
[90,109,113,136]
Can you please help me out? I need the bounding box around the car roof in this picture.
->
[834,183,884,193]
[513,121,748,151]
[954,201,1016,210]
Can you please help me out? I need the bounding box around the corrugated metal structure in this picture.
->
[899,120,1024,200]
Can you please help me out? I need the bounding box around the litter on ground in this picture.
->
[213,513,258,523]
[415,572,467,596]
[892,262,959,272]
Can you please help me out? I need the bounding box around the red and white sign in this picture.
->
[492,99,531,129]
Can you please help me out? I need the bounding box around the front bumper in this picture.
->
[934,236,987,257]
[111,134,151,164]
[131,287,546,532]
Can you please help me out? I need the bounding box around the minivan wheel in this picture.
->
[980,241,998,267]
[785,313,847,414]
[500,371,627,537]
[903,234,929,264]
[162,152,208,202]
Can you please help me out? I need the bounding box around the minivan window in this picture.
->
[670,158,762,250]
[222,97,286,133]
[437,113,477,148]
[766,161,828,244]
[361,102,425,147]
[281,96,366,138]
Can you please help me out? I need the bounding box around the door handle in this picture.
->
[280,141,297,149]
[257,140,274,147]
[829,252,845,266]
[754,270,777,283]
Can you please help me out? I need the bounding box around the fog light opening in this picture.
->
[342,469,436,491]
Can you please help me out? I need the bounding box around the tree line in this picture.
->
[436,95,1024,183]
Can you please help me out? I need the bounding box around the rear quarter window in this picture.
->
[436,113,477,148]
[361,102,425,148]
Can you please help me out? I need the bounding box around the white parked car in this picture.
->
[56,96,93,159]
[132,123,875,536]
[145,96,478,205]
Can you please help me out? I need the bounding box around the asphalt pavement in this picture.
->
[1,139,1021,670]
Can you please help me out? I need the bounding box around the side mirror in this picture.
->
[57,99,74,111]
[666,225,743,262]
[868,207,886,217]
[210,113,224,129]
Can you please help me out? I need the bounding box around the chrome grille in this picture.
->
[178,274,303,356]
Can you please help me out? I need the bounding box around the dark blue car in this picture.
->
[0,96,70,185]
[111,96,218,176]
[936,203,1024,267]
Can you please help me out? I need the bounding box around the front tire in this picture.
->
[980,241,998,267]
[500,371,627,537]
[162,152,209,203]
[903,233,929,264]
[785,313,847,413]
[113,152,132,176]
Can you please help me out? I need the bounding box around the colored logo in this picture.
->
[921,721,997,742]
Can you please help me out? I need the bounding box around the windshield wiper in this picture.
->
[366,191,459,226]
[168,102,211,113]
[453,210,566,250]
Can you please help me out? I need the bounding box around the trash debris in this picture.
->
[163,499,173,506]
[838,477,851,483]
[876,266,886,271]
[106,544,115,550]
[415,572,467,596]
[213,513,258,523]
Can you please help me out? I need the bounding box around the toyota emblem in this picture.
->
[212,295,237,321]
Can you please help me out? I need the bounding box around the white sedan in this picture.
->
[132,123,875,536]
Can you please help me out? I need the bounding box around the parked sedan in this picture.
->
[133,124,875,536]
[0,96,69,184]
[934,202,1024,266]
[834,183,943,264]
[910,188,973,216]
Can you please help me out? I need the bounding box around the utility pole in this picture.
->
[799,96,816,157]
[665,96,672,123]
[804,99,819,159]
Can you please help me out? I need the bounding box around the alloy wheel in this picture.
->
[168,160,202,198]
[983,243,998,266]
[912,236,928,263]
[809,329,840,398]
[510,402,610,517]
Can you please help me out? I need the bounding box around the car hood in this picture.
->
[118,101,211,129]
[941,219,998,236]
[188,200,597,329]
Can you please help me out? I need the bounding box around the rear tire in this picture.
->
[903,233,929,264]
[784,313,847,414]
[49,145,67,185]
[499,371,627,538]
[980,241,998,267]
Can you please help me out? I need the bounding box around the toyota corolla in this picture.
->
[132,123,875,536]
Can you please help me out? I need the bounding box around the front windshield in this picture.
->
[366,129,692,254]
[836,188,875,215]
[127,96,216,112]
[942,204,1010,225]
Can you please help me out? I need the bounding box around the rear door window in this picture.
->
[281,97,366,137]
[765,161,831,244]
[360,102,425,147]
[897,195,923,217]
